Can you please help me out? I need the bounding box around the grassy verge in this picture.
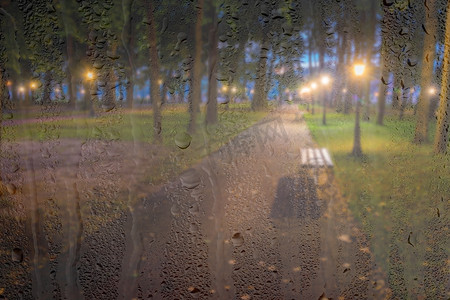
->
[2,103,267,183]
[304,110,449,298]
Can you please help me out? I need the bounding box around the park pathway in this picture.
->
[117,106,388,299]
[0,106,388,299]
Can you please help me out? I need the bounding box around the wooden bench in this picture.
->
[300,148,333,184]
[301,148,333,168]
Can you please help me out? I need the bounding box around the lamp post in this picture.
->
[231,86,237,104]
[320,75,331,125]
[310,82,317,114]
[18,86,25,103]
[29,82,37,104]
[300,87,311,111]
[352,63,365,157]
[85,70,96,116]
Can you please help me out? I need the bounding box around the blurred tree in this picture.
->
[413,0,438,144]
[121,0,135,108]
[205,0,219,125]
[434,1,450,154]
[18,0,65,104]
[187,0,204,133]
[146,0,162,141]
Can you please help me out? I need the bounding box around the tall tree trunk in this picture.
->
[206,6,218,125]
[434,2,450,154]
[42,71,52,104]
[147,0,162,142]
[399,88,407,120]
[265,52,274,94]
[352,92,363,157]
[124,0,135,109]
[363,2,376,121]
[252,37,269,111]
[413,0,437,144]
[336,28,348,112]
[67,35,77,108]
[308,36,313,76]
[343,44,353,114]
[377,70,389,125]
[188,0,204,133]
[105,43,118,106]
[0,69,4,152]
[392,76,401,110]
[125,72,134,108]
[428,95,439,120]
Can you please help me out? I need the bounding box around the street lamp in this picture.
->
[320,75,331,125]
[428,87,436,95]
[321,75,330,86]
[352,63,366,157]
[85,70,96,116]
[310,82,317,114]
[300,87,310,94]
[86,71,95,80]
[300,87,311,111]
[354,64,365,77]
[29,81,37,103]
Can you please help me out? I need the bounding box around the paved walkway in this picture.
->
[0,106,388,299]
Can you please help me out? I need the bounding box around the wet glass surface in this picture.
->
[0,0,449,299]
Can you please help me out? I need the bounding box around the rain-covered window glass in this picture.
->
[0,0,449,299]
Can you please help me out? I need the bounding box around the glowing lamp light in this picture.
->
[157,79,163,85]
[80,89,86,94]
[321,75,330,85]
[86,71,95,80]
[18,86,25,93]
[6,80,12,86]
[374,92,379,97]
[428,87,436,95]
[300,87,310,94]
[30,82,37,89]
[353,64,365,76]
[221,86,228,93]
[310,82,318,90]
[231,86,237,94]
[342,88,347,94]
[250,89,254,94]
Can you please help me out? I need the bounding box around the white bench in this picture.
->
[300,148,333,168]
[300,148,333,184]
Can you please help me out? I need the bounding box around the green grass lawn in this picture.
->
[2,103,265,145]
[2,102,267,183]
[305,109,449,299]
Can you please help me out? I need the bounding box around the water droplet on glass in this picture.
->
[174,132,192,149]
[231,232,244,247]
[171,204,181,216]
[6,183,17,195]
[12,248,23,262]
[180,169,201,189]
[188,203,200,216]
